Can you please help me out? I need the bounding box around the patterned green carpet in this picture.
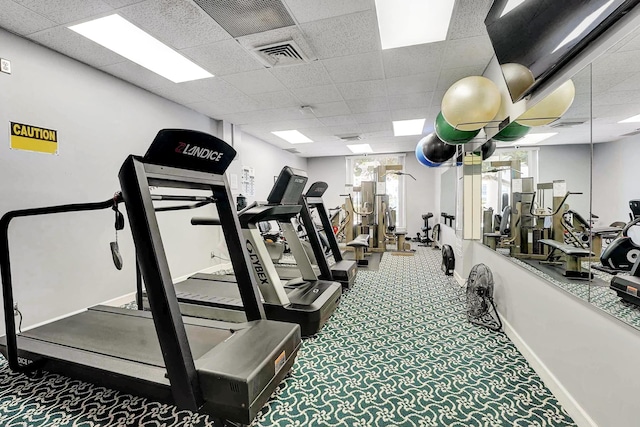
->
[0,247,575,426]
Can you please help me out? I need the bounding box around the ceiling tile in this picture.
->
[436,65,486,91]
[119,0,231,50]
[223,70,286,94]
[100,61,172,89]
[270,62,333,88]
[299,10,379,59]
[0,0,56,35]
[323,51,384,83]
[386,73,438,95]
[593,51,640,75]
[310,101,351,117]
[593,89,640,107]
[352,111,391,124]
[359,121,392,133]
[148,82,205,105]
[388,92,432,110]
[336,80,386,100]
[382,43,445,78]
[283,0,372,23]
[326,124,363,135]
[181,39,263,77]
[179,79,260,114]
[240,118,324,132]
[346,97,389,113]
[251,90,300,109]
[14,0,113,24]
[447,0,492,40]
[290,85,343,104]
[319,115,358,126]
[606,72,640,92]
[441,35,493,69]
[220,107,305,124]
[29,26,126,68]
[102,0,145,7]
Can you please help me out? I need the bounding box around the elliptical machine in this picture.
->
[599,200,640,272]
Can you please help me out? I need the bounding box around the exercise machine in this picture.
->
[599,217,640,272]
[415,213,434,247]
[610,250,640,307]
[164,167,342,337]
[276,182,357,289]
[0,129,301,425]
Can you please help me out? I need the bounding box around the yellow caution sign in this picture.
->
[10,122,58,154]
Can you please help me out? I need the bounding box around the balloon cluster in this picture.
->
[415,64,576,168]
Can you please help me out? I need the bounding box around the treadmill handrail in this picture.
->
[0,194,123,373]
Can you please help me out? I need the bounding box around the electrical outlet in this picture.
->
[13,303,18,315]
[211,251,216,259]
[1,58,11,74]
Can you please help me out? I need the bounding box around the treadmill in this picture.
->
[275,181,357,289]
[610,250,640,307]
[169,167,342,337]
[0,129,301,425]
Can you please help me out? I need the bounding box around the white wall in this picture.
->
[538,144,591,216]
[0,29,300,330]
[592,138,639,226]
[470,242,640,427]
[307,152,440,237]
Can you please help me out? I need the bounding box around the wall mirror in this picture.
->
[480,63,594,302]
[440,166,458,230]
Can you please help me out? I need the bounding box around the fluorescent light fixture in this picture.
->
[69,15,213,83]
[347,144,373,154]
[511,133,558,145]
[393,119,426,136]
[552,0,615,53]
[619,114,640,123]
[500,0,527,18]
[374,0,455,49]
[271,130,313,144]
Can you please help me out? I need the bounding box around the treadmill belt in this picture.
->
[20,309,232,367]
[191,272,236,282]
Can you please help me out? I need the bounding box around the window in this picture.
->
[345,154,406,228]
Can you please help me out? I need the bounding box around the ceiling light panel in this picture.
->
[511,133,558,145]
[375,0,455,49]
[272,130,313,144]
[347,144,373,154]
[393,118,426,136]
[619,113,640,123]
[69,15,213,83]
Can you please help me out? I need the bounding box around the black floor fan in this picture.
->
[466,264,502,332]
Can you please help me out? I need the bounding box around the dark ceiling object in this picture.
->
[475,139,497,160]
[422,132,456,164]
[194,0,296,38]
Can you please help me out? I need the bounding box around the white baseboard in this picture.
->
[101,292,137,307]
[501,315,597,427]
[453,270,465,286]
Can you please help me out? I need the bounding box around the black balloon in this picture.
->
[422,132,456,164]
[475,139,497,160]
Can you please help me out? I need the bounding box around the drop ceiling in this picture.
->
[2,0,640,156]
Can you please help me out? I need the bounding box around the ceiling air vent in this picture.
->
[549,119,588,128]
[193,0,295,38]
[336,134,362,142]
[283,148,301,154]
[254,40,310,67]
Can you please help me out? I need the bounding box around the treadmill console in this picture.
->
[305,182,328,198]
[143,129,236,174]
[267,166,308,205]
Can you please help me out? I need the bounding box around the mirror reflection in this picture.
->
[481,64,595,301]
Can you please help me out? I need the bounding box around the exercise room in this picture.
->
[0,1,639,426]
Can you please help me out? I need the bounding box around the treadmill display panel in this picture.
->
[267,166,308,205]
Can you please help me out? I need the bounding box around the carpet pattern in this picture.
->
[0,248,575,426]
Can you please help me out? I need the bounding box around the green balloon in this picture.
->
[434,111,480,145]
[493,121,531,142]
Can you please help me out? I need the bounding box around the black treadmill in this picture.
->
[275,181,357,289]
[610,251,640,307]
[0,129,301,425]
[170,167,342,337]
